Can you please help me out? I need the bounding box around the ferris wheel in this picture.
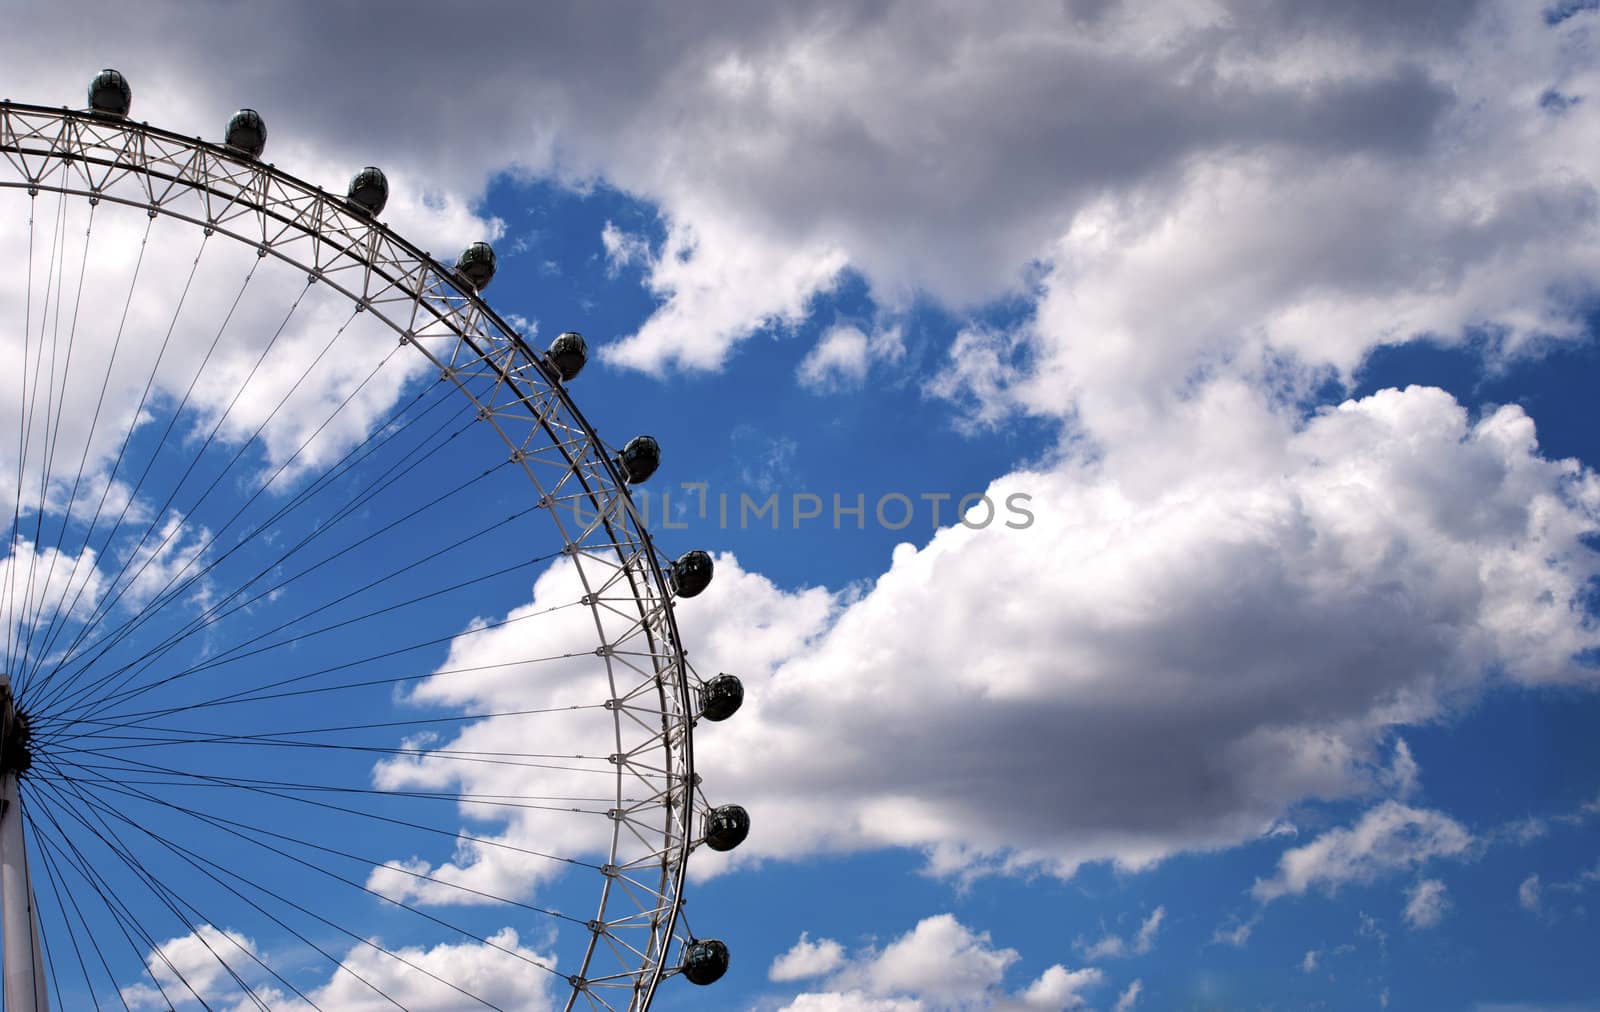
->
[0,69,748,1011]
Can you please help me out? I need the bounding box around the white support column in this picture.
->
[0,674,47,1012]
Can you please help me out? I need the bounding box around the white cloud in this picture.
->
[124,925,559,1012]
[373,378,1600,896]
[1519,873,1542,912]
[698,385,1597,880]
[772,932,848,982]
[1211,914,1259,949]
[120,924,261,1010]
[783,994,923,1012]
[1012,965,1106,1011]
[0,537,105,664]
[365,561,693,904]
[1302,940,1360,975]
[279,927,558,1012]
[1381,739,1420,800]
[778,914,1102,1012]
[798,325,871,389]
[924,326,1031,432]
[1359,911,1390,953]
[1133,908,1164,953]
[1254,802,1473,902]
[1553,792,1600,827]
[114,510,212,612]
[846,915,1020,1003]
[1403,878,1451,929]
[1081,906,1164,960]
[600,220,652,277]
[798,324,906,391]
[361,552,837,905]
[1113,979,1144,1012]
[602,217,848,372]
[1544,858,1600,901]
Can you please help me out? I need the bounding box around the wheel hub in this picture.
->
[0,679,33,780]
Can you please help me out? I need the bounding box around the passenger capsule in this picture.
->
[671,550,713,598]
[87,69,132,117]
[346,166,389,216]
[455,241,496,291]
[704,804,750,852]
[681,938,730,986]
[618,435,661,484]
[546,331,588,381]
[225,109,268,158]
[699,673,744,722]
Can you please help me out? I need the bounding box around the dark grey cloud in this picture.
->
[1225,0,1492,46]
[5,0,1487,370]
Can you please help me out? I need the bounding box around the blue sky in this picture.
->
[2,1,1599,1010]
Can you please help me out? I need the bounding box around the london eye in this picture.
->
[0,69,744,1010]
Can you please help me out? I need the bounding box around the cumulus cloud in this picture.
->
[366,561,688,904]
[798,325,871,390]
[956,4,1600,445]
[377,381,1600,894]
[122,925,558,1011]
[798,323,906,391]
[696,385,1598,879]
[0,538,105,660]
[923,326,1033,433]
[265,927,558,1012]
[772,932,849,981]
[782,994,923,1012]
[363,551,837,905]
[776,913,1103,1011]
[120,924,262,1010]
[1253,802,1472,901]
[1403,878,1451,929]
[604,216,849,373]
[1013,966,1107,1011]
[600,220,652,276]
